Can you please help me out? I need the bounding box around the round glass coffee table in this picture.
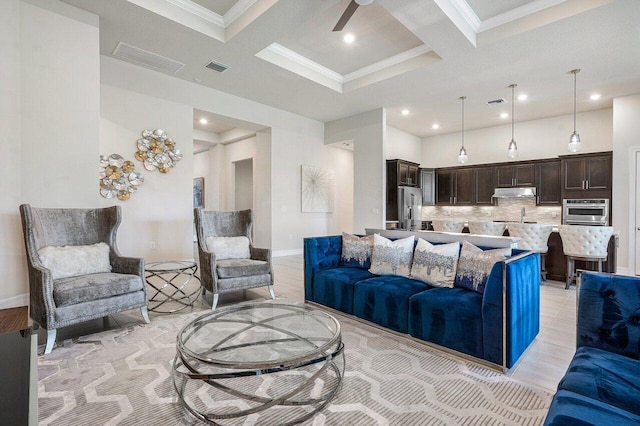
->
[145,260,201,313]
[172,303,344,425]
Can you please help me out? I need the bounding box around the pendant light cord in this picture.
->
[511,85,515,140]
[461,96,465,148]
[573,71,577,132]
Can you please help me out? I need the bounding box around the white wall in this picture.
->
[223,137,256,210]
[100,84,194,262]
[0,0,25,306]
[613,93,640,274]
[421,109,613,167]
[234,159,253,211]
[99,56,351,255]
[193,150,209,181]
[20,1,100,207]
[326,109,386,232]
[386,125,422,163]
[0,0,100,306]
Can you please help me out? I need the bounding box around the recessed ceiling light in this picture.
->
[199,118,208,124]
[517,94,528,101]
[590,93,601,100]
[401,109,410,116]
[343,33,355,44]
[432,123,440,129]
[500,112,509,119]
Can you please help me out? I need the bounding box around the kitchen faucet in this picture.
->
[520,207,526,223]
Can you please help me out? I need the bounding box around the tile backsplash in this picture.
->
[421,198,562,226]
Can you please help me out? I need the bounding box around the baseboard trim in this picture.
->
[273,249,303,257]
[616,266,631,276]
[0,293,29,310]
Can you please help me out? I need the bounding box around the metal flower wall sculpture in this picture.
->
[134,129,182,173]
[99,154,144,201]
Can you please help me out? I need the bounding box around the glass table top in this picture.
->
[177,303,341,369]
[146,260,197,272]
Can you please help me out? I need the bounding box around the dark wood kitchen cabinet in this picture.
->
[496,163,536,187]
[388,159,420,187]
[561,151,612,199]
[474,167,495,205]
[436,168,473,205]
[537,160,561,205]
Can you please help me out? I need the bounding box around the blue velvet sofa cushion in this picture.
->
[577,272,640,360]
[312,267,376,315]
[544,390,640,426]
[408,287,484,358]
[353,276,432,333]
[558,346,640,416]
[304,236,342,301]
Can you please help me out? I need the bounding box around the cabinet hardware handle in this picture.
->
[454,196,456,204]
[586,180,589,189]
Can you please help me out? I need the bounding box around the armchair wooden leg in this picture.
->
[211,293,219,311]
[140,306,150,324]
[268,285,275,300]
[44,329,56,355]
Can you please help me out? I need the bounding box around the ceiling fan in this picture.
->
[333,0,374,31]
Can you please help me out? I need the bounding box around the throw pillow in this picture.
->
[369,234,415,277]
[205,236,251,260]
[38,242,112,280]
[410,239,460,288]
[454,241,511,293]
[340,233,374,268]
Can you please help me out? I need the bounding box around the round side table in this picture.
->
[145,260,201,313]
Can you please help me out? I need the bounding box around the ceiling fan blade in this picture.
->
[333,0,359,32]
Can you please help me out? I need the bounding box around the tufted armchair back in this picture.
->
[194,208,253,243]
[559,225,613,258]
[468,221,506,236]
[432,219,465,233]
[508,223,554,252]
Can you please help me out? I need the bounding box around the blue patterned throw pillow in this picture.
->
[340,233,375,268]
[410,239,460,288]
[454,241,510,293]
[369,234,415,277]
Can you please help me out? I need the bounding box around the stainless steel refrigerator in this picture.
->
[398,186,422,230]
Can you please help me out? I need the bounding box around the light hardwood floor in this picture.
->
[38,254,576,393]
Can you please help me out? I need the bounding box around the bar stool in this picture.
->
[431,219,464,233]
[558,225,614,289]
[507,223,554,281]
[468,221,506,236]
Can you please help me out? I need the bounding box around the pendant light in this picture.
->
[458,96,468,164]
[568,69,582,152]
[507,83,518,159]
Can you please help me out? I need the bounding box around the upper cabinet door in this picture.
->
[399,162,410,185]
[562,158,585,190]
[475,167,495,205]
[496,165,516,187]
[421,169,435,205]
[408,165,420,187]
[586,156,611,190]
[436,170,454,205]
[537,160,561,205]
[454,169,474,205]
[515,164,536,186]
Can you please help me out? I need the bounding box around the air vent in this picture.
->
[205,60,230,73]
[487,98,507,105]
[113,42,184,74]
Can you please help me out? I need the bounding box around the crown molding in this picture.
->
[479,0,566,32]
[343,45,432,83]
[224,0,258,27]
[164,0,225,26]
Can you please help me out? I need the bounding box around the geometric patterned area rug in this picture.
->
[38,303,552,425]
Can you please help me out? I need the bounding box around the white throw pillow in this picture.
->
[410,239,460,288]
[454,241,511,293]
[205,236,251,260]
[38,242,112,280]
[369,234,415,277]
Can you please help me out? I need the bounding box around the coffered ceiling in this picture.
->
[61,0,640,137]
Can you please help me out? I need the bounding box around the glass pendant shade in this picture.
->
[507,140,518,158]
[458,146,468,163]
[568,69,582,152]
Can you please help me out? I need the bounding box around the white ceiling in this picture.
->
[191,0,237,16]
[61,0,640,137]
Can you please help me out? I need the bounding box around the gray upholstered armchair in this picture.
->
[194,208,274,310]
[19,204,149,354]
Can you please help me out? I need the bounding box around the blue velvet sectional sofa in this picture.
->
[543,272,640,425]
[304,235,541,370]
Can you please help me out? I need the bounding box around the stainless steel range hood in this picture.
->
[492,187,537,199]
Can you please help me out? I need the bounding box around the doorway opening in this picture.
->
[234,158,253,210]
